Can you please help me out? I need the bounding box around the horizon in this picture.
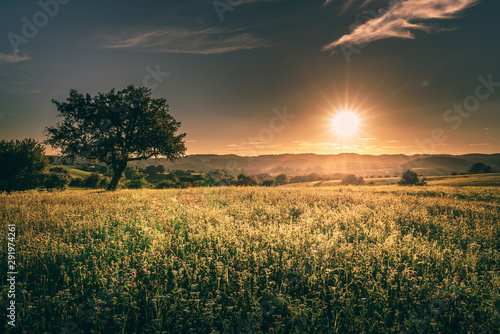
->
[1,0,499,156]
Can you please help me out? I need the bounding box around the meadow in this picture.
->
[1,185,499,333]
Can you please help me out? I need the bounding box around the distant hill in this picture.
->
[125,153,500,177]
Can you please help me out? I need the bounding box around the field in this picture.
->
[286,173,500,187]
[1,186,500,333]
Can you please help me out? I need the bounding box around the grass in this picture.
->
[59,165,94,179]
[1,186,499,333]
[286,173,500,187]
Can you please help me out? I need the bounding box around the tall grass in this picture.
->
[1,186,499,333]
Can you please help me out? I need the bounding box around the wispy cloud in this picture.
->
[469,143,490,146]
[100,28,271,54]
[241,0,284,3]
[323,0,479,53]
[0,52,29,64]
[295,141,341,149]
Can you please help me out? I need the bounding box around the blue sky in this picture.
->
[1,0,499,155]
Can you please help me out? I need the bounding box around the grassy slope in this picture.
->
[1,186,499,333]
[287,173,500,188]
[57,165,93,179]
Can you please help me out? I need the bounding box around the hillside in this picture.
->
[127,153,500,177]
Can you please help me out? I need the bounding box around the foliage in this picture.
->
[0,138,49,192]
[83,173,104,189]
[468,162,493,174]
[237,173,257,186]
[155,180,176,189]
[341,174,365,185]
[399,169,427,186]
[45,85,186,190]
[42,169,70,191]
[69,177,84,187]
[262,179,275,187]
[274,173,290,186]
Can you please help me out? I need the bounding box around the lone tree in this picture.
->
[398,169,426,186]
[45,86,186,191]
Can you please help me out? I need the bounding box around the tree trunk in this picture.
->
[107,160,127,191]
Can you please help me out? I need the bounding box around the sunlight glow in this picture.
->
[331,111,360,137]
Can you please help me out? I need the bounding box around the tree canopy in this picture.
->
[45,86,186,190]
[468,162,493,174]
[0,138,49,192]
[398,169,426,186]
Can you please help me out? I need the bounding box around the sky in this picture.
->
[1,0,499,156]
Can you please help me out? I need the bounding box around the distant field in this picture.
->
[287,173,500,187]
[1,186,499,333]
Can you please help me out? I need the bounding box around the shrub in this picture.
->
[84,173,102,189]
[341,174,365,185]
[398,169,426,186]
[156,180,176,189]
[125,178,151,189]
[274,173,289,186]
[42,172,69,191]
[0,138,49,192]
[262,179,275,187]
[468,162,493,174]
[69,177,84,188]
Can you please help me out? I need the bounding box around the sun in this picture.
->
[331,111,360,137]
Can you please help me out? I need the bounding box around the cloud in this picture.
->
[323,0,479,53]
[358,137,377,141]
[469,143,490,146]
[295,141,341,149]
[100,28,271,54]
[241,0,283,3]
[0,52,29,64]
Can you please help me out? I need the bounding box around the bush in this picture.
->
[84,173,102,189]
[69,177,84,187]
[156,180,176,189]
[98,177,110,189]
[468,162,493,174]
[0,138,49,192]
[262,179,275,187]
[42,172,69,191]
[274,173,289,186]
[237,174,257,187]
[125,178,151,189]
[398,169,426,186]
[341,174,365,185]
